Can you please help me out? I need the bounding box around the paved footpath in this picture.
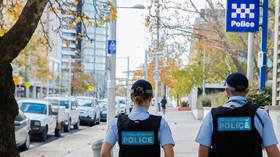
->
[20,109,272,157]
[111,109,201,157]
[166,110,201,157]
[21,109,202,157]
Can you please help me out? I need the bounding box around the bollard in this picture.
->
[92,138,114,157]
[92,139,103,157]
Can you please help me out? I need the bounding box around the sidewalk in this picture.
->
[166,110,201,157]
[112,109,201,157]
[21,109,202,157]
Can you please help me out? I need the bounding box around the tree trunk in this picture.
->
[0,64,19,157]
[0,0,49,156]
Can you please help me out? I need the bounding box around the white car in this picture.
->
[76,96,100,126]
[15,110,30,150]
[116,97,127,115]
[45,96,80,132]
[18,99,58,141]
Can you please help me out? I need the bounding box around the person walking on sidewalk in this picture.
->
[101,79,175,157]
[161,96,167,115]
[196,72,280,157]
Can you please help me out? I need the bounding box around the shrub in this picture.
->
[247,88,272,106]
[197,92,228,108]
[181,101,188,107]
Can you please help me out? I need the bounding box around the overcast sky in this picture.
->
[116,0,206,79]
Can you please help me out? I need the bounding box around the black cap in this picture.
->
[226,72,248,92]
[131,80,153,95]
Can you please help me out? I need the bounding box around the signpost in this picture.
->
[107,40,116,54]
[25,82,31,88]
[226,0,259,32]
[226,0,268,91]
[88,85,94,92]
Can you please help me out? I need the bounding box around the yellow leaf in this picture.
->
[65,40,70,47]
[0,29,6,36]
[75,17,82,23]
[145,18,151,27]
[110,7,117,22]
[105,16,111,21]
[65,8,72,15]
[51,7,59,14]
[98,18,105,26]
[86,20,93,27]
[68,23,75,29]
[73,0,79,6]
[13,76,21,85]
[41,36,47,44]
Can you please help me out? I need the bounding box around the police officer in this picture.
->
[101,79,175,157]
[196,72,280,157]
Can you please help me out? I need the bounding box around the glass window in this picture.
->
[20,103,47,114]
[82,103,93,107]
[60,100,70,109]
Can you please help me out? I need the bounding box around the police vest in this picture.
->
[117,114,161,157]
[210,103,263,157]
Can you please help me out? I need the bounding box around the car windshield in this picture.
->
[82,103,92,107]
[77,98,92,106]
[20,102,47,114]
[48,99,69,109]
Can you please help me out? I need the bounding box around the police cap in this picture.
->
[131,80,153,95]
[226,72,248,92]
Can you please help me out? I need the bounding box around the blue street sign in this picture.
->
[226,0,259,32]
[108,40,116,54]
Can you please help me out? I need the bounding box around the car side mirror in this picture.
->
[14,121,21,126]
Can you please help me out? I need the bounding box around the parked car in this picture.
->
[76,96,100,126]
[116,97,127,115]
[15,110,30,151]
[45,96,80,132]
[99,102,108,122]
[18,99,59,141]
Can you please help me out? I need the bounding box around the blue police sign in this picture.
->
[108,40,116,54]
[218,117,251,131]
[121,131,154,145]
[226,0,259,32]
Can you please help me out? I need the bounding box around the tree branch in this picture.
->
[0,0,49,64]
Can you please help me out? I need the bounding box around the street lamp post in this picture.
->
[154,0,160,114]
[144,50,148,80]
[107,0,117,125]
[107,2,145,124]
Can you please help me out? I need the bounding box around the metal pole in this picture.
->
[126,57,130,106]
[259,0,268,91]
[273,0,280,106]
[69,58,72,96]
[202,50,206,96]
[144,50,148,80]
[155,53,159,113]
[247,33,255,81]
[107,0,117,125]
[154,0,160,113]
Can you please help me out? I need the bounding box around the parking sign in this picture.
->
[108,40,116,54]
[226,0,259,32]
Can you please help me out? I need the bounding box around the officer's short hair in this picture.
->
[225,72,249,92]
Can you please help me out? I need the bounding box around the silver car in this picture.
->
[15,110,30,151]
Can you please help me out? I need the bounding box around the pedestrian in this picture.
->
[161,96,167,115]
[101,79,175,157]
[196,72,280,157]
